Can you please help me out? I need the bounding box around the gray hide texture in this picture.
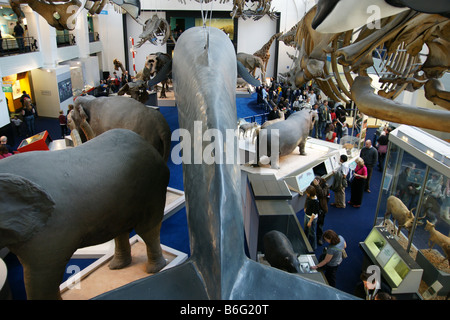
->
[72,95,171,162]
[0,129,169,299]
[257,108,316,169]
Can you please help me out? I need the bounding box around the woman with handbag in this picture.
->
[348,157,367,208]
[311,230,347,287]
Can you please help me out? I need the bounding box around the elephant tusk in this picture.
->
[80,120,96,141]
[351,76,450,132]
[70,128,83,147]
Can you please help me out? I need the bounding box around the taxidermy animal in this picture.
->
[383,195,423,236]
[68,95,171,162]
[261,109,285,129]
[263,230,300,273]
[255,108,316,169]
[239,122,258,139]
[94,26,355,300]
[424,220,450,266]
[236,53,265,79]
[0,129,169,299]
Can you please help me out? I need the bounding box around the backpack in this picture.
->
[330,170,342,192]
[331,169,347,191]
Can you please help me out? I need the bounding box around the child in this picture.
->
[11,115,23,136]
[59,110,68,138]
[304,185,320,250]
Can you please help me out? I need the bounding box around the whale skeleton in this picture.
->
[280,5,450,132]
[94,26,356,300]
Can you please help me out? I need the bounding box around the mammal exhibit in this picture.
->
[0,129,169,299]
[2,0,449,301]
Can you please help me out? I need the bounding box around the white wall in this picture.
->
[30,65,72,117]
[96,4,126,76]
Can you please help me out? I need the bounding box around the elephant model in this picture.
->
[255,108,316,169]
[237,52,265,79]
[263,230,300,273]
[0,129,170,299]
[69,95,171,162]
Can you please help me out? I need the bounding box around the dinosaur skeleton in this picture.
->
[279,6,450,133]
[9,0,140,30]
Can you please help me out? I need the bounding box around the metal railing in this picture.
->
[0,36,38,55]
[56,34,76,47]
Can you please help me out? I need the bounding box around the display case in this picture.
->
[17,130,52,153]
[361,226,423,294]
[373,125,450,296]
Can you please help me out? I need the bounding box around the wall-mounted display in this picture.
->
[58,78,72,102]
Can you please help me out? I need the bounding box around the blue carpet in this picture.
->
[3,94,382,299]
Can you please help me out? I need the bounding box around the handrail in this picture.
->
[0,36,38,55]
[56,34,76,47]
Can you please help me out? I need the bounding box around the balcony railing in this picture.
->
[0,36,38,56]
[56,34,76,47]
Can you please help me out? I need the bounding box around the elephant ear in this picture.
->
[237,60,261,87]
[0,173,55,248]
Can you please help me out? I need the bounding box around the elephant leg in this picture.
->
[109,233,132,270]
[135,221,166,274]
[22,259,67,300]
[298,141,307,155]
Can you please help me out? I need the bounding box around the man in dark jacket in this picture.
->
[360,140,378,193]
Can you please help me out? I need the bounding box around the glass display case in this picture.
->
[361,227,423,294]
[373,125,450,297]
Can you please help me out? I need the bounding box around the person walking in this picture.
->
[360,140,377,193]
[348,157,367,208]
